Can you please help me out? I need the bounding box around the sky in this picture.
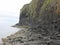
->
[0,0,32,43]
[0,0,32,16]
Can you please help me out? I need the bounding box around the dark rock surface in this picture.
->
[2,0,60,45]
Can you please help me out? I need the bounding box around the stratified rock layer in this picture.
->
[2,0,60,45]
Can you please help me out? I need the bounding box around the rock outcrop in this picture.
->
[2,0,60,45]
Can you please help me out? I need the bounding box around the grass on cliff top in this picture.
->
[29,0,55,18]
[40,0,54,15]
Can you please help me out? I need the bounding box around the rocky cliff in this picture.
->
[2,0,60,45]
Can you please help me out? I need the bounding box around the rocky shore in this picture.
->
[2,0,60,45]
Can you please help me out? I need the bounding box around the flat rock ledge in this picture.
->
[2,28,60,45]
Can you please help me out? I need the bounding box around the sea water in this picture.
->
[0,12,19,43]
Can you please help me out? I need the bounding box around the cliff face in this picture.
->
[2,0,60,45]
[19,0,60,27]
[19,0,45,26]
[18,0,60,34]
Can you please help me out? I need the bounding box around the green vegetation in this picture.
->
[40,0,54,16]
